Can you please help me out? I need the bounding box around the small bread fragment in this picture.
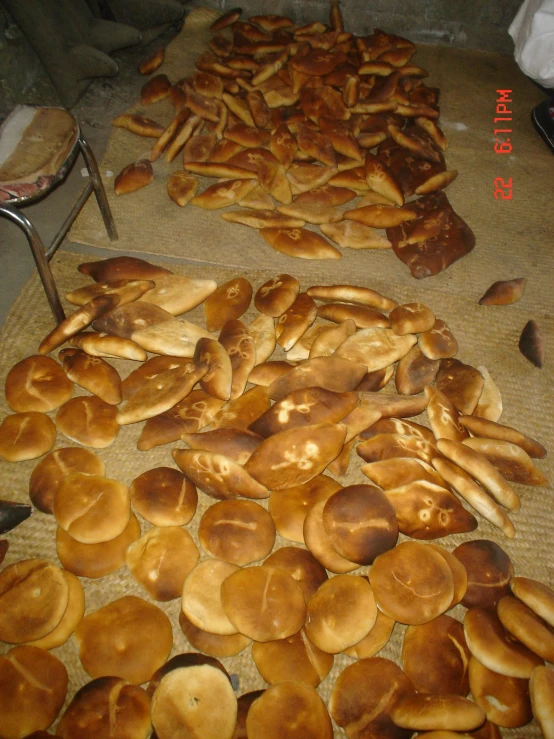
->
[112,113,165,139]
[114,159,154,194]
[138,47,165,75]
[519,319,545,368]
[167,171,198,206]
[478,278,527,306]
[140,73,171,104]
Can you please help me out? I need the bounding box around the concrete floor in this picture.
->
[0,25,183,327]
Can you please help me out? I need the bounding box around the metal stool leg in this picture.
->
[79,135,118,242]
[0,203,66,323]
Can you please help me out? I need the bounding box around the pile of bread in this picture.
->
[0,253,551,738]
[112,3,474,278]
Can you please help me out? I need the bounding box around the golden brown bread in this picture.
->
[5,355,73,413]
[0,411,56,462]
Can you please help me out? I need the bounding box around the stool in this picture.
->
[0,106,118,323]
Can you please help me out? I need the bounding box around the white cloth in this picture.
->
[509,0,554,87]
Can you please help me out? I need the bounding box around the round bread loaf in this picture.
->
[125,526,199,601]
[221,565,306,642]
[29,447,105,514]
[390,693,486,732]
[0,645,68,739]
[0,558,69,643]
[182,559,240,636]
[54,472,130,544]
[369,541,454,624]
[529,665,554,739]
[252,629,333,687]
[234,690,265,739]
[402,614,471,696]
[305,575,377,653]
[469,655,532,728]
[151,663,237,739]
[330,656,414,739]
[56,513,141,578]
[264,546,328,603]
[427,543,468,608]
[0,412,56,462]
[130,466,197,526]
[26,570,85,650]
[56,395,120,448]
[74,595,173,684]
[497,595,554,663]
[178,611,251,658]
[322,484,398,565]
[510,576,554,628]
[453,539,513,609]
[198,499,275,565]
[464,607,544,678]
[5,355,73,413]
[268,474,340,543]
[57,676,151,738]
[303,498,358,574]
[246,682,333,739]
[343,609,396,659]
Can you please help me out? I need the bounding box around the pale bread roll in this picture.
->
[0,412,56,462]
[0,646,68,739]
[497,595,554,663]
[5,355,73,412]
[0,558,69,643]
[125,526,199,601]
[182,559,240,636]
[151,664,237,739]
[29,447,105,514]
[56,514,141,579]
[510,576,554,628]
[139,274,217,315]
[391,693,486,732]
[75,595,173,684]
[53,472,130,544]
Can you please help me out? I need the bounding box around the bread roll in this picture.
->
[369,541,454,624]
[510,576,554,628]
[182,559,240,635]
[330,657,414,739]
[428,543,468,608]
[39,295,119,355]
[453,539,513,609]
[112,112,164,136]
[26,570,84,650]
[78,256,172,282]
[305,575,377,653]
[343,609,396,659]
[304,498,359,574]
[246,682,333,739]
[252,629,333,688]
[53,472,130,544]
[126,526,199,601]
[264,546,328,603]
[221,565,305,642]
[391,693,486,732]
[0,646,68,739]
[93,301,174,339]
[130,466,197,526]
[178,611,251,658]
[402,614,471,695]
[69,331,147,361]
[56,513,141,579]
[267,356,366,400]
[497,595,554,663]
[259,227,342,260]
[57,676,151,738]
[435,358,484,415]
[0,558,69,643]
[336,327,416,372]
[173,448,269,500]
[151,663,237,739]
[199,499,275,565]
[75,595,173,684]
[55,395,120,448]
[0,412,56,462]
[530,665,554,739]
[419,318,458,359]
[139,274,217,316]
[140,73,171,104]
[469,655,532,728]
[59,348,121,405]
[256,275,299,318]
[5,355,73,412]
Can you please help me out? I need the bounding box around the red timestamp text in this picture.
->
[494,90,512,200]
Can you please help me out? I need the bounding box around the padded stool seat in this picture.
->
[0,106,118,323]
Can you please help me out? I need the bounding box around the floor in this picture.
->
[0,24,183,326]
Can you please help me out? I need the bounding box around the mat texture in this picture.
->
[69,7,552,315]
[0,249,551,736]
